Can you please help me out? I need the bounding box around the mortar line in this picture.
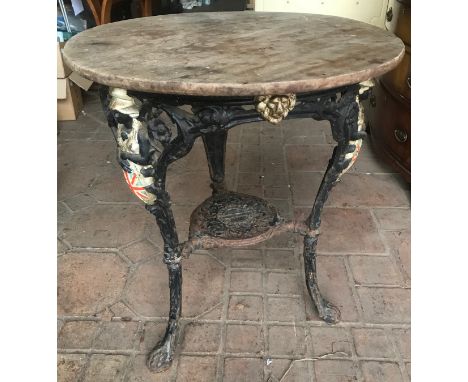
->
[58,349,137,355]
[59,200,75,215]
[292,204,409,211]
[58,346,405,365]
[122,353,136,382]
[214,124,240,380]
[304,314,315,381]
[58,316,411,329]
[345,326,364,382]
[261,248,269,380]
[115,353,136,382]
[369,208,409,287]
[386,327,410,382]
[77,353,91,382]
[215,255,232,381]
[343,255,365,323]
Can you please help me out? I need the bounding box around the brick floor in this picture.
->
[57,90,411,381]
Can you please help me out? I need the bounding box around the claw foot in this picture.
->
[146,325,179,373]
[317,300,341,324]
[146,343,173,372]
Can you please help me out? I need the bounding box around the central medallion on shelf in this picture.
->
[182,191,284,254]
[193,192,280,240]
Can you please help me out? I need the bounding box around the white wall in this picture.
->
[255,0,394,29]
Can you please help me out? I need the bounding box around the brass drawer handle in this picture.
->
[394,129,408,143]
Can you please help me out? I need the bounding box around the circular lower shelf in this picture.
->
[190,192,280,240]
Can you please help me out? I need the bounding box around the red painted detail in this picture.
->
[123,170,149,200]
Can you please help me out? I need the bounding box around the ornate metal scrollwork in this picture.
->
[340,80,374,176]
[193,105,237,130]
[106,88,158,204]
[99,83,373,371]
[255,94,296,124]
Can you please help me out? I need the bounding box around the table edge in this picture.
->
[63,38,405,97]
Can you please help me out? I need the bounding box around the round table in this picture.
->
[63,12,404,373]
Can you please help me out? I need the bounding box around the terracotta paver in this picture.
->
[225,324,263,354]
[314,359,360,382]
[268,325,307,356]
[361,361,404,382]
[121,240,161,264]
[62,205,147,248]
[266,272,302,295]
[267,296,306,322]
[286,144,333,171]
[393,328,411,360]
[358,286,411,324]
[57,252,128,315]
[82,354,128,382]
[176,356,217,382]
[352,328,395,358]
[57,90,410,381]
[383,230,411,284]
[373,208,411,230]
[231,249,263,268]
[264,249,299,270]
[123,258,170,317]
[349,255,401,285]
[228,295,263,321]
[230,270,263,293]
[317,208,386,253]
[58,320,99,349]
[57,354,87,382]
[93,321,140,350]
[308,326,352,357]
[328,173,410,207]
[180,322,221,353]
[223,358,263,382]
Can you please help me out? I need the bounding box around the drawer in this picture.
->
[367,82,411,169]
[381,47,411,102]
[393,1,411,45]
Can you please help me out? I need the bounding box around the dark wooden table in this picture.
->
[63,12,404,373]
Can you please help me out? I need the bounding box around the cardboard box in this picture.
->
[57,42,72,78]
[57,77,83,121]
[57,39,94,121]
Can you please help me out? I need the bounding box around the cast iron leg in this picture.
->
[202,130,228,193]
[146,191,183,372]
[144,122,196,372]
[302,87,364,324]
[99,86,197,372]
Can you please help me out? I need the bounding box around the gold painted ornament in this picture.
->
[255,94,296,124]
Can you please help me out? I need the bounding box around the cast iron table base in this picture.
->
[99,83,369,372]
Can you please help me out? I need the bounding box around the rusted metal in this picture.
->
[181,191,318,257]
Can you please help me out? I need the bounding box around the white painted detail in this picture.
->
[109,87,157,204]
[339,81,373,177]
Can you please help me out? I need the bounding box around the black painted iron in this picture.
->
[99,84,367,372]
[202,130,228,193]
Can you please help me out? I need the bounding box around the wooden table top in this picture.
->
[63,12,404,96]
